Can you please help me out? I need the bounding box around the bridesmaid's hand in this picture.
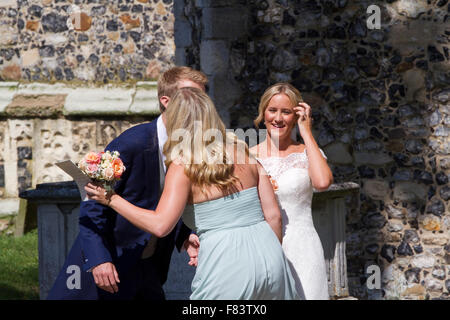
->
[85,183,115,206]
[294,102,313,136]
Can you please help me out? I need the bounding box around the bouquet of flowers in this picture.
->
[78,150,126,191]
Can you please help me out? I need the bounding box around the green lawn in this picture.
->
[0,229,39,300]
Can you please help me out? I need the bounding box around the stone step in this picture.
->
[0,81,159,117]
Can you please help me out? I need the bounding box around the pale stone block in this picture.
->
[64,85,134,115]
[4,119,34,197]
[411,253,436,269]
[393,0,428,19]
[425,278,443,292]
[96,120,123,149]
[0,25,18,46]
[0,82,19,114]
[21,48,41,68]
[0,199,20,217]
[18,83,72,95]
[32,119,75,186]
[42,34,68,47]
[387,221,404,232]
[0,0,17,7]
[422,234,448,246]
[0,122,4,162]
[71,121,97,158]
[8,119,34,141]
[129,82,160,115]
[382,265,408,299]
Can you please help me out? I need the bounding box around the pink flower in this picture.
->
[103,167,115,181]
[86,163,99,177]
[85,151,101,164]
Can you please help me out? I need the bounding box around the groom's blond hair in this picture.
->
[157,66,208,113]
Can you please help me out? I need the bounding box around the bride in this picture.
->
[250,83,333,300]
[85,87,299,300]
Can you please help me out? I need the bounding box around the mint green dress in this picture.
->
[182,187,300,300]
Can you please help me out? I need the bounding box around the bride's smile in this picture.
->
[264,93,297,139]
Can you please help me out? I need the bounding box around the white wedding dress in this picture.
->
[257,150,329,300]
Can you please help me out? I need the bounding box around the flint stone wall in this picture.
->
[0,0,175,82]
[175,0,450,300]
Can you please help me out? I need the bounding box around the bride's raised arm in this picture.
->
[85,163,191,237]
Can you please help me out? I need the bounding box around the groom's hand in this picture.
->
[92,262,120,294]
[184,234,200,267]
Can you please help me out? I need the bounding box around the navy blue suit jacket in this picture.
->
[47,120,191,300]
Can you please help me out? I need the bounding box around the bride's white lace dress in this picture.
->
[257,150,329,300]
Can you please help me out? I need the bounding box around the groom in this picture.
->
[48,66,208,300]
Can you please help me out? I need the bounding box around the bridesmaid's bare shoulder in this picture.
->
[249,143,265,159]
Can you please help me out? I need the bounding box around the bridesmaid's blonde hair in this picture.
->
[163,87,248,192]
[254,83,303,128]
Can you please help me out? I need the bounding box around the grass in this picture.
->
[0,229,39,300]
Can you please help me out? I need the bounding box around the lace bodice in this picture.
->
[257,151,308,181]
[256,149,327,229]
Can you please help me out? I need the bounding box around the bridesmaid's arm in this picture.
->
[85,163,191,238]
[256,163,282,243]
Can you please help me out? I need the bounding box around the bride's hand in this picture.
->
[85,183,115,206]
[294,102,313,135]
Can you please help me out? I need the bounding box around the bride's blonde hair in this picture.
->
[163,87,247,192]
[254,82,303,128]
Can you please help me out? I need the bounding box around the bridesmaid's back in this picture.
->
[189,146,259,205]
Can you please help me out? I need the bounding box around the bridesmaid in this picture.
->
[250,82,333,299]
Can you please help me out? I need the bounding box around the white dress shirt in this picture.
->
[157,115,168,173]
[141,116,168,259]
